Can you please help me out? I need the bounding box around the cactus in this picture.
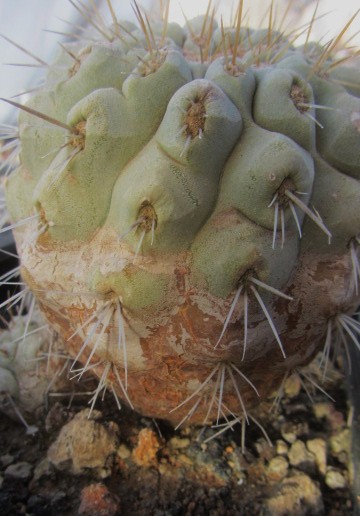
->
[1,1,360,430]
[0,304,69,428]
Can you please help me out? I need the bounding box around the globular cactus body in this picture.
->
[3,2,360,427]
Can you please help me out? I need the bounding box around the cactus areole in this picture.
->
[4,3,360,427]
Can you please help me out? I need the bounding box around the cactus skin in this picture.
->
[4,4,360,427]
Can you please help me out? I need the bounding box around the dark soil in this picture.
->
[0,365,356,516]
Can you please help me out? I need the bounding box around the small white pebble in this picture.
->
[325,469,347,490]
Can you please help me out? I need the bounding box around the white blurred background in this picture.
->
[0,0,359,122]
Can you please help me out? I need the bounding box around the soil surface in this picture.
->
[0,360,356,516]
